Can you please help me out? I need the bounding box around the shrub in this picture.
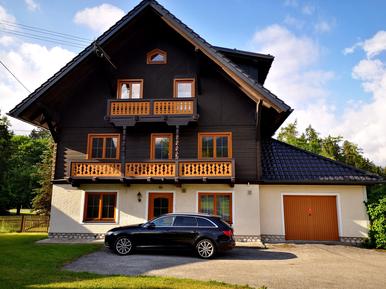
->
[366,196,386,249]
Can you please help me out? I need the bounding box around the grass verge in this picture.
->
[0,233,255,289]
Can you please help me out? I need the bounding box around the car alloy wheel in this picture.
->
[115,236,132,255]
[196,239,215,259]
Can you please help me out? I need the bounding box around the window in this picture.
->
[197,217,216,227]
[87,134,120,160]
[152,216,175,226]
[117,79,143,99]
[146,49,167,64]
[83,192,116,222]
[173,78,195,98]
[198,132,232,159]
[150,133,173,160]
[173,216,197,227]
[198,193,232,223]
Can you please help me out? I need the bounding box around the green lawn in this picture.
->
[0,233,255,289]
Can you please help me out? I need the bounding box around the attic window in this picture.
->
[146,49,167,64]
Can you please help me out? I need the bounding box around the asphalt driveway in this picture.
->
[65,244,386,289]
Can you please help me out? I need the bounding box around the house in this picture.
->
[8,0,382,244]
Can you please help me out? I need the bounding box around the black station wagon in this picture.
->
[105,213,235,258]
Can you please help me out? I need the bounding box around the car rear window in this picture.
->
[173,216,197,227]
[197,217,216,227]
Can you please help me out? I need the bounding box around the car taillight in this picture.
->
[223,230,233,237]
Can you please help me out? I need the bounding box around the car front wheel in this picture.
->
[196,239,215,259]
[114,236,133,255]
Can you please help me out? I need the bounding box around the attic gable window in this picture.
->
[117,79,143,99]
[146,49,167,64]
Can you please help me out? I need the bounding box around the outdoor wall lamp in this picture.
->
[137,192,142,202]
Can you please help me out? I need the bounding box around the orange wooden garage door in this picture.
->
[283,195,339,241]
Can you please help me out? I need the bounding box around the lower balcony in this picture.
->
[69,159,235,182]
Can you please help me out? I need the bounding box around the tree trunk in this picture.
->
[16,204,21,215]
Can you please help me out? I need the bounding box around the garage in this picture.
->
[283,195,339,241]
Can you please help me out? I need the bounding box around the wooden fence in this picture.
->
[0,215,49,232]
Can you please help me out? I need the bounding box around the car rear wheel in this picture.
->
[196,239,215,259]
[114,236,133,255]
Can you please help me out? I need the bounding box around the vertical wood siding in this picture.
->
[54,10,259,181]
[283,196,339,241]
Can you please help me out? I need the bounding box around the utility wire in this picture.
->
[0,59,31,93]
[0,20,92,44]
[0,28,87,48]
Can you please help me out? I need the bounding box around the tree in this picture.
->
[32,136,54,215]
[0,112,13,214]
[4,135,49,214]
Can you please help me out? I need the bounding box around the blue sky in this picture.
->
[1,0,386,164]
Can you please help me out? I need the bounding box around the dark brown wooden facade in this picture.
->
[8,1,294,185]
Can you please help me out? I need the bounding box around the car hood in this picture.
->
[108,224,143,232]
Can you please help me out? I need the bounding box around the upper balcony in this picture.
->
[106,98,198,126]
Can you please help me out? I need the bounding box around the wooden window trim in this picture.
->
[173,78,195,98]
[150,133,173,160]
[87,133,120,160]
[117,79,144,99]
[198,132,232,159]
[83,192,117,222]
[146,48,167,64]
[198,192,233,224]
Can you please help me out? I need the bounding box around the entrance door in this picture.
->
[283,195,339,241]
[148,193,173,220]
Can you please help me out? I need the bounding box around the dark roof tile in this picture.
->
[262,139,383,184]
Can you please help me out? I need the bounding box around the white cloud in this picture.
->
[343,41,363,55]
[250,25,332,105]
[0,5,16,23]
[284,15,304,29]
[250,24,386,165]
[314,19,334,33]
[0,35,14,46]
[0,5,76,134]
[362,30,386,58]
[284,0,298,7]
[74,3,125,34]
[343,31,386,58]
[301,4,315,15]
[25,0,40,12]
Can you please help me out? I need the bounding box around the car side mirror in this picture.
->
[146,222,155,229]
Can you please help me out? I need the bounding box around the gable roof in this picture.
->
[8,0,291,122]
[261,138,383,184]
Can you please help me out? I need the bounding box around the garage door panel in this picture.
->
[284,195,339,241]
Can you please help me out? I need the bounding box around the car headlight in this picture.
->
[106,230,114,236]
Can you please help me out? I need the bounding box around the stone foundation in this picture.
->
[49,232,105,240]
[340,236,365,246]
[261,234,365,246]
[261,234,286,243]
[234,235,261,242]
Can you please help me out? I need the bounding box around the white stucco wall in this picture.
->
[259,185,369,238]
[49,183,260,236]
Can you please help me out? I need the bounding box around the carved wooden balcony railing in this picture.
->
[110,101,150,116]
[153,100,194,115]
[179,160,234,177]
[70,162,121,177]
[70,159,234,180]
[106,98,198,126]
[126,161,176,177]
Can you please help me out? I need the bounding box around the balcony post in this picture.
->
[175,125,180,179]
[121,126,127,177]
